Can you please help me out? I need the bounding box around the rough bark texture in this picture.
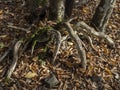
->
[91,0,116,32]
[49,0,65,22]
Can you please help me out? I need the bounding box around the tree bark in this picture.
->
[49,0,65,22]
[91,0,116,33]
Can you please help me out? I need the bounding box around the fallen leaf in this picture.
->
[0,10,3,15]
[105,68,112,75]
[0,42,4,49]
[111,24,117,29]
[82,7,90,14]
[25,72,37,79]
[32,56,38,62]
[0,35,7,38]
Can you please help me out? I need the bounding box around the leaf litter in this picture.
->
[0,0,120,90]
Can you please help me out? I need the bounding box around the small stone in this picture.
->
[43,73,59,88]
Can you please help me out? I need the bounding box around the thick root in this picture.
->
[65,22,87,70]
[75,21,115,46]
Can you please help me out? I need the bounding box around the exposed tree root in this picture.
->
[6,40,22,79]
[0,19,115,79]
[75,21,115,46]
[65,21,87,70]
[50,30,62,64]
[7,24,31,33]
[0,39,16,62]
[79,35,97,52]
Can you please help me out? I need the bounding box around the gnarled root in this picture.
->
[50,30,62,64]
[65,22,87,70]
[75,21,115,46]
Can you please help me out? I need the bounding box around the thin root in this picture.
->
[6,40,22,79]
[65,21,87,70]
[50,30,62,64]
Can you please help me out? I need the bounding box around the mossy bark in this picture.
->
[49,0,65,22]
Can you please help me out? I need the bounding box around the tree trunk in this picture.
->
[91,0,116,33]
[65,0,75,18]
[49,0,65,22]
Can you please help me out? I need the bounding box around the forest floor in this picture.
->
[0,0,120,90]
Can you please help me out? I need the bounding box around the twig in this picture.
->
[65,22,86,70]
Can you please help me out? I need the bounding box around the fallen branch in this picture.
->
[65,22,86,70]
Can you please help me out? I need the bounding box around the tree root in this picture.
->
[75,21,115,46]
[0,39,17,62]
[7,24,31,33]
[0,20,115,78]
[50,30,62,64]
[79,35,97,52]
[65,21,87,70]
[6,40,22,79]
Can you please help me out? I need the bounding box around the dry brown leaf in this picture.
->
[32,56,39,62]
[0,35,7,38]
[82,7,90,14]
[0,10,3,15]
[86,65,94,76]
[25,72,37,79]
[87,52,93,59]
[111,24,117,29]
[64,61,74,68]
[103,47,109,55]
[105,68,112,75]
